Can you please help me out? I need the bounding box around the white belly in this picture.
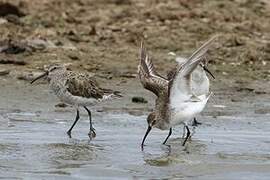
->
[169,95,208,127]
[50,82,98,106]
[59,92,97,106]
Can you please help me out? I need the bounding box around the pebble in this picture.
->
[132,96,148,103]
[0,69,10,76]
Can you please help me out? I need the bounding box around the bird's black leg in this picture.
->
[67,109,80,138]
[84,106,96,140]
[182,125,186,139]
[192,117,202,127]
[182,125,190,146]
[163,128,172,145]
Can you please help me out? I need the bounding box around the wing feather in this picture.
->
[66,72,104,99]
[138,41,168,96]
[169,36,217,100]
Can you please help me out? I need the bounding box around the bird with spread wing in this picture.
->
[138,36,218,149]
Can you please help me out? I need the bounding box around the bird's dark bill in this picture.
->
[203,66,215,79]
[141,125,152,150]
[30,71,48,84]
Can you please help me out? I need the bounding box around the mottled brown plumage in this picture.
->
[31,65,122,139]
[138,41,169,97]
[138,41,171,130]
[66,73,104,99]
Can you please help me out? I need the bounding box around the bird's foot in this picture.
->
[192,119,202,127]
[88,128,96,140]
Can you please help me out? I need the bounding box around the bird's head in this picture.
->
[47,64,66,72]
[147,112,157,127]
[30,64,67,84]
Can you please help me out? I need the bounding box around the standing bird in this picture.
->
[31,65,122,139]
[139,36,217,148]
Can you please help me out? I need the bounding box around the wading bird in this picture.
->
[138,36,217,148]
[31,65,122,139]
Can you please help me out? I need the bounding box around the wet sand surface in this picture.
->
[0,77,269,179]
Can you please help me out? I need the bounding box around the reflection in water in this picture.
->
[45,142,101,170]
[142,138,207,166]
[48,143,96,161]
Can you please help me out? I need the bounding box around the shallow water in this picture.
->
[0,80,270,179]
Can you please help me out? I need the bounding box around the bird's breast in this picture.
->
[169,97,208,126]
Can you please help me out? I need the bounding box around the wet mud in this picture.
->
[0,77,269,179]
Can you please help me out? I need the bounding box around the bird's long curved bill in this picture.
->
[203,66,215,79]
[30,71,48,84]
[141,125,152,150]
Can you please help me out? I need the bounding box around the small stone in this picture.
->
[54,40,63,46]
[132,96,148,103]
[236,87,254,92]
[89,26,96,36]
[68,54,79,60]
[119,73,136,78]
[231,98,239,102]
[96,109,104,112]
[0,69,10,76]
[55,103,68,108]
[0,2,25,17]
[255,108,270,114]
[0,40,26,54]
[26,39,56,50]
[5,14,22,25]
[0,59,26,65]
[0,18,7,24]
[254,91,266,94]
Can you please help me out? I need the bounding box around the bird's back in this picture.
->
[66,72,104,99]
[49,70,121,106]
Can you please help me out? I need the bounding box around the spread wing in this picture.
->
[66,72,104,99]
[138,41,169,96]
[169,36,217,101]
